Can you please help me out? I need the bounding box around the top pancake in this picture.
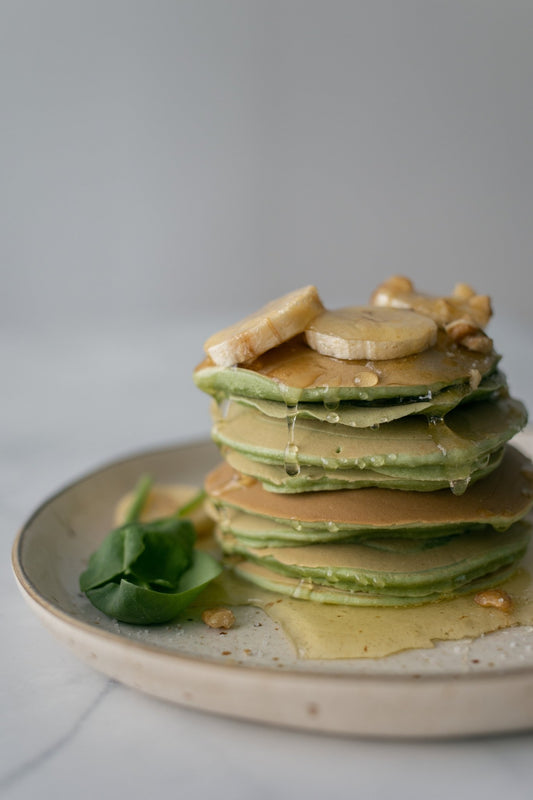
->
[195,331,500,404]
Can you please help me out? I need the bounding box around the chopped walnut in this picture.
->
[371,276,493,353]
[468,293,492,323]
[453,282,476,301]
[433,298,455,323]
[461,333,494,354]
[202,607,236,629]
[445,318,480,342]
[474,588,513,612]
[445,319,493,352]
[380,275,415,295]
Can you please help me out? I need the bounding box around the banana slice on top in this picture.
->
[305,306,438,361]
[204,285,324,367]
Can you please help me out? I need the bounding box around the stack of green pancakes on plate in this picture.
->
[194,278,533,607]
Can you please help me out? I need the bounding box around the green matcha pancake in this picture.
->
[223,446,503,493]
[228,369,507,428]
[194,332,500,405]
[195,279,533,610]
[217,521,531,606]
[212,396,525,476]
[230,551,525,607]
[206,445,533,545]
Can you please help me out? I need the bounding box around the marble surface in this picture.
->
[3,314,533,800]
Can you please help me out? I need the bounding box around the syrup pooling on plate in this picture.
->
[195,279,533,626]
[111,472,533,660]
[194,546,533,659]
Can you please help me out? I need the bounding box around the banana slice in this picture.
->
[204,285,324,367]
[305,306,438,361]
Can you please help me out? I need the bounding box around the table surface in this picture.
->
[3,313,533,800]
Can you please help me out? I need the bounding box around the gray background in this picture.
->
[2,0,533,333]
[3,6,533,792]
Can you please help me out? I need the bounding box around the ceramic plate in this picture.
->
[12,433,533,739]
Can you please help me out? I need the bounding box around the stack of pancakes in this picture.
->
[194,279,533,607]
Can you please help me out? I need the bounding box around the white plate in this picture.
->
[12,433,533,739]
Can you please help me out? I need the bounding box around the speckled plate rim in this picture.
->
[11,433,533,740]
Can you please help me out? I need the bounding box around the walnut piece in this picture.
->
[371,275,493,353]
[453,282,476,301]
[445,319,493,353]
[461,332,494,354]
[474,588,513,612]
[202,607,236,629]
[445,318,479,342]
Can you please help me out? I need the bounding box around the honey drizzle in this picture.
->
[283,403,300,477]
[426,414,477,496]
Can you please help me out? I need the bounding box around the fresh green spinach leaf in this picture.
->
[83,551,222,625]
[79,478,222,624]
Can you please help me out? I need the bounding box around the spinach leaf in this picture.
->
[123,474,153,524]
[126,517,196,588]
[79,479,222,624]
[83,551,222,625]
